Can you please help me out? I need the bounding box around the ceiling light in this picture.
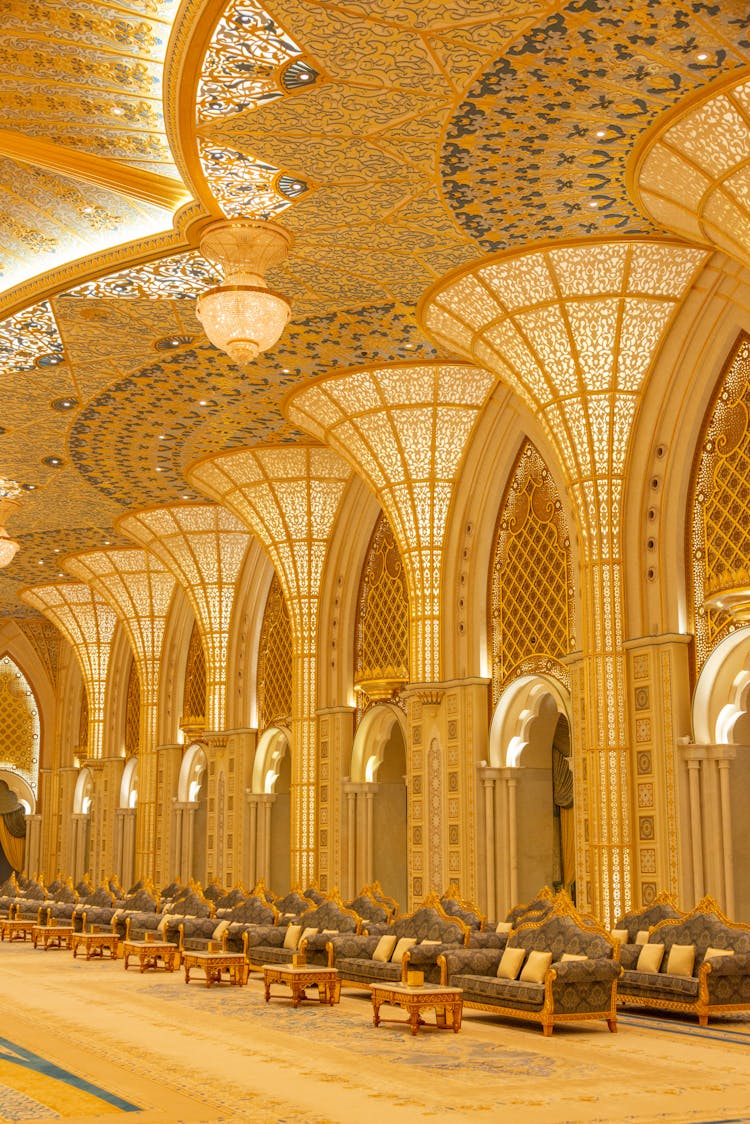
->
[696,52,709,61]
[195,219,293,366]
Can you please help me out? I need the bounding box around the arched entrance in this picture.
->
[486,675,575,918]
[687,628,750,920]
[247,726,291,892]
[114,757,138,891]
[347,703,407,907]
[71,766,94,883]
[173,743,207,884]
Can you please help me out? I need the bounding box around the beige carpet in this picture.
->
[0,942,748,1123]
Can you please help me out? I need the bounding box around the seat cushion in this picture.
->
[337,957,402,984]
[453,973,545,1010]
[620,969,700,1000]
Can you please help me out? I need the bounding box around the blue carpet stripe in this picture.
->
[618,1013,750,1047]
[0,1035,140,1112]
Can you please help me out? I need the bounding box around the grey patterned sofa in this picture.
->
[617,896,750,1025]
[346,885,393,928]
[328,894,470,988]
[245,895,363,970]
[504,885,556,929]
[439,897,620,1035]
[612,891,684,944]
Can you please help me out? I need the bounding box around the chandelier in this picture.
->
[0,479,21,568]
[195,219,293,366]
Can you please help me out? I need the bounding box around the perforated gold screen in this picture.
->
[691,332,750,668]
[125,658,141,757]
[257,574,292,731]
[182,620,207,725]
[490,441,573,704]
[0,656,39,789]
[355,513,409,704]
[78,690,88,755]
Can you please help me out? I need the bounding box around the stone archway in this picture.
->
[114,758,138,891]
[246,726,292,892]
[485,675,575,918]
[347,703,407,907]
[173,743,207,884]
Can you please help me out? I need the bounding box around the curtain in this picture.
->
[0,818,25,873]
[560,805,576,890]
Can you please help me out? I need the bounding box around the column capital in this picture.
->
[623,632,692,651]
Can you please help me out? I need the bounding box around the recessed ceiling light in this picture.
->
[54,548,60,554]
[38,560,44,566]
[42,455,64,467]
[199,399,209,406]
[589,200,599,208]
[159,435,166,440]
[51,397,78,412]
[112,106,124,115]
[182,495,190,500]
[104,540,111,546]
[156,467,163,472]
[696,51,709,61]
[595,129,606,138]
[22,483,37,491]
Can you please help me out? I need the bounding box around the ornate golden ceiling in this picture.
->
[1,0,749,616]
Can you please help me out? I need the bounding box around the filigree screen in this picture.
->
[20,584,118,761]
[79,691,89,755]
[182,621,207,726]
[0,656,40,793]
[490,441,573,706]
[257,574,292,732]
[286,362,496,683]
[355,512,409,702]
[690,332,750,669]
[125,658,141,758]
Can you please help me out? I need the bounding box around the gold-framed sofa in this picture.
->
[617,895,750,1025]
[439,896,620,1036]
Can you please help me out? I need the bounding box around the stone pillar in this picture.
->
[157,744,183,885]
[679,742,737,911]
[57,768,79,878]
[114,808,136,891]
[71,813,91,883]
[245,792,259,888]
[317,706,354,895]
[478,766,502,920]
[344,783,357,899]
[24,815,42,879]
[624,635,692,910]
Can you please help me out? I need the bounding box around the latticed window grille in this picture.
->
[257,574,292,731]
[690,331,750,670]
[354,513,409,711]
[490,441,573,705]
[124,659,141,757]
[78,689,88,755]
[182,620,207,724]
[0,655,40,793]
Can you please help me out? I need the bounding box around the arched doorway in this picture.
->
[174,743,207,884]
[348,703,407,908]
[248,726,291,892]
[487,675,575,917]
[71,766,94,883]
[687,628,750,920]
[114,757,138,891]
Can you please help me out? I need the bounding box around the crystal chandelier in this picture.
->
[195,219,293,366]
[0,479,21,568]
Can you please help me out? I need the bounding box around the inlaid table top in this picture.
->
[32,923,73,950]
[122,938,179,972]
[262,963,341,1008]
[0,918,38,942]
[369,983,463,1036]
[70,930,119,960]
[182,949,247,987]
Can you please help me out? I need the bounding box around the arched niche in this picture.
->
[0,769,35,815]
[73,766,94,815]
[175,742,208,884]
[489,675,575,909]
[251,725,291,893]
[119,757,138,810]
[348,703,407,908]
[71,766,94,883]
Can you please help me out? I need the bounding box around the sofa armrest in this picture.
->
[702,952,750,975]
[303,933,334,954]
[440,947,503,984]
[551,957,620,983]
[619,944,641,970]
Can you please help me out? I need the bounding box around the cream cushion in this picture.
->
[420,939,441,945]
[666,943,695,977]
[390,936,418,962]
[212,919,230,940]
[496,946,526,980]
[283,924,302,950]
[635,929,650,945]
[372,934,397,962]
[561,952,587,962]
[519,950,553,983]
[636,942,665,973]
[495,921,513,934]
[611,929,629,944]
[300,926,319,942]
[322,929,338,935]
[705,946,734,959]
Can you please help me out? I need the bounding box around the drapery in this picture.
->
[0,817,24,872]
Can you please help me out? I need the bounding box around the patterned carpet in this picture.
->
[0,942,748,1123]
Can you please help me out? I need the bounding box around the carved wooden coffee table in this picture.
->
[32,923,73,950]
[263,964,341,1008]
[123,938,179,972]
[182,949,247,987]
[370,983,463,1036]
[71,930,119,960]
[0,917,37,943]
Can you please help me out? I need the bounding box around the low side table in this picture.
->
[0,918,37,943]
[263,964,341,1008]
[32,923,73,950]
[123,938,179,973]
[182,949,247,987]
[370,983,463,1036]
[71,931,119,960]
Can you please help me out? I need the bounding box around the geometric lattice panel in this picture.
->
[690,331,750,668]
[0,656,39,792]
[355,512,409,704]
[491,441,573,705]
[124,658,141,758]
[182,620,207,726]
[257,574,292,732]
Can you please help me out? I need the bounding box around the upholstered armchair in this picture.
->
[245,895,363,969]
